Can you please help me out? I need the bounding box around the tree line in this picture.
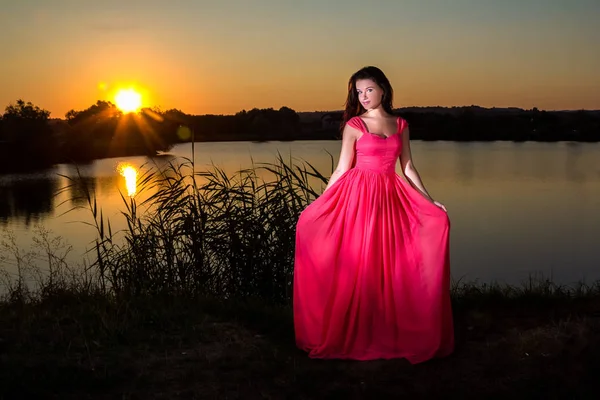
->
[0,99,598,172]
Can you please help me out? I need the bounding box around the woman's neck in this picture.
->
[361,105,388,119]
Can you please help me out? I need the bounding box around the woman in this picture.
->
[293,66,454,364]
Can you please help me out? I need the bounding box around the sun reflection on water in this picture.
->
[118,163,138,197]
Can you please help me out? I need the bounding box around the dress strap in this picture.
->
[345,116,366,132]
[398,117,409,134]
[348,115,408,135]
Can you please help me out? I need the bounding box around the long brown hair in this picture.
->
[341,66,395,132]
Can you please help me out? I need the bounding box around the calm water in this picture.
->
[1,140,600,286]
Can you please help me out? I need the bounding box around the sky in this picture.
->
[1,0,599,118]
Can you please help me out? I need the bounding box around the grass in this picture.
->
[0,282,598,399]
[1,155,599,398]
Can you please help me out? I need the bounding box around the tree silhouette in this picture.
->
[65,100,121,125]
[62,101,175,159]
[61,101,122,160]
[1,99,51,141]
[0,99,55,169]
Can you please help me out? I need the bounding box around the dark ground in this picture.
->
[1,292,599,399]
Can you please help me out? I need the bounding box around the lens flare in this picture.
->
[177,125,192,140]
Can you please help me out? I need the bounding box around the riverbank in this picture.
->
[1,279,599,399]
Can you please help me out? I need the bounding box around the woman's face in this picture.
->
[355,78,384,110]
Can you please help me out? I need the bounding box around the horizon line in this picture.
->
[39,104,600,120]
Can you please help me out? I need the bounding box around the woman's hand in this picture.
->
[433,200,447,212]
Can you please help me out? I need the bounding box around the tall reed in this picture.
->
[61,154,331,304]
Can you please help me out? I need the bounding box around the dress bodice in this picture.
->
[347,116,407,174]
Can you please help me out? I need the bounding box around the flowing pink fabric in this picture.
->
[293,116,454,364]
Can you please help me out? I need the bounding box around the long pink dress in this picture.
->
[293,116,454,364]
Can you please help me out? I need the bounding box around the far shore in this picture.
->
[1,102,599,174]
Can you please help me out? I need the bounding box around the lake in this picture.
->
[1,140,600,287]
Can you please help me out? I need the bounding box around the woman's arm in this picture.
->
[323,124,359,192]
[399,126,435,202]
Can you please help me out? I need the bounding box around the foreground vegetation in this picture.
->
[1,157,599,398]
[1,274,598,399]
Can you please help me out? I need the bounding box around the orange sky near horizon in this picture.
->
[1,0,599,118]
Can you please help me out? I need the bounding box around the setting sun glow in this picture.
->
[115,89,142,113]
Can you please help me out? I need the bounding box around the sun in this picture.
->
[114,88,142,113]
